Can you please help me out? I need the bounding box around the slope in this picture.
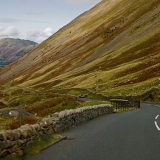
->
[0,0,160,100]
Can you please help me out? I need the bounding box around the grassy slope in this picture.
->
[0,0,160,100]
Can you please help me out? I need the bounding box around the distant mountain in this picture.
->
[0,38,37,68]
[0,0,160,101]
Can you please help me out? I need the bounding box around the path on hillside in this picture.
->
[31,103,160,160]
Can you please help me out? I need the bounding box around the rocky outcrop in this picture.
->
[0,104,113,157]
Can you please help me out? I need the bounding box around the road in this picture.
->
[31,103,160,160]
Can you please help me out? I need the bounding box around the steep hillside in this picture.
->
[0,38,37,68]
[0,0,160,101]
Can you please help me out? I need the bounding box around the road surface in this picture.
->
[31,103,160,160]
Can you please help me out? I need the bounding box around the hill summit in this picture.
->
[0,38,37,68]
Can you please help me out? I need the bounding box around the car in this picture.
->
[77,94,85,98]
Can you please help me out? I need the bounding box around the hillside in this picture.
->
[0,0,160,102]
[0,38,37,68]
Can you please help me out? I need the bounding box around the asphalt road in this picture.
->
[31,103,160,160]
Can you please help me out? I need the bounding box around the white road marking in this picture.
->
[155,121,160,131]
[155,105,160,107]
[155,115,159,120]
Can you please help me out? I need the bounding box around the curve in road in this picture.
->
[31,103,160,160]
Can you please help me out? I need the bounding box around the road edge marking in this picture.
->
[155,115,159,120]
[155,121,160,131]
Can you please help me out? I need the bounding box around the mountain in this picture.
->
[0,38,37,68]
[0,0,160,102]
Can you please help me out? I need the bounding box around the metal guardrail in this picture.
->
[110,99,140,111]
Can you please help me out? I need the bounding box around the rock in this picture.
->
[20,124,33,137]
[0,131,7,141]
[16,149,24,157]
[4,140,14,149]
[17,128,28,139]
[42,118,53,126]
[0,149,8,157]
[31,124,40,132]
[39,122,46,129]
[8,145,18,153]
[17,139,27,147]
[6,130,15,141]
[14,129,21,140]
[59,110,67,118]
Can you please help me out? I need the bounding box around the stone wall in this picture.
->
[0,104,113,157]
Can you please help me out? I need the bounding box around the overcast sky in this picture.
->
[0,0,101,43]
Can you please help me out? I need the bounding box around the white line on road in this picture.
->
[155,115,159,120]
[155,105,160,107]
[155,121,160,131]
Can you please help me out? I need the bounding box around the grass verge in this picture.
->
[3,134,60,160]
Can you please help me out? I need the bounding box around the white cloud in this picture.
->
[0,26,4,32]
[25,27,54,43]
[0,26,19,37]
[26,29,40,38]
[66,0,101,4]
[0,26,54,43]
[41,28,53,37]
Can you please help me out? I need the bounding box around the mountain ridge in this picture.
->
[0,38,37,68]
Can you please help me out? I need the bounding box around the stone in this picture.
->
[6,130,15,141]
[58,111,67,118]
[17,139,27,147]
[8,145,18,153]
[31,124,40,132]
[16,149,24,157]
[17,128,28,139]
[0,131,7,141]
[20,124,33,136]
[0,149,8,157]
[39,122,46,129]
[14,129,21,140]
[4,140,14,149]
[42,118,53,126]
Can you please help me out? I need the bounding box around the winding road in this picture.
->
[31,103,160,160]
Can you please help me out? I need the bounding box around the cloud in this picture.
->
[0,26,54,43]
[66,0,101,4]
[0,26,4,32]
[26,27,54,43]
[41,28,54,37]
[26,29,40,38]
[0,26,19,37]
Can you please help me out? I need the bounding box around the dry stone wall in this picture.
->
[0,104,113,157]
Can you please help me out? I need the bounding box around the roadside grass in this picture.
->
[0,115,38,130]
[78,101,111,108]
[0,116,13,130]
[3,134,59,160]
[6,116,38,130]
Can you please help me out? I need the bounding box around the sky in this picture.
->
[0,0,101,43]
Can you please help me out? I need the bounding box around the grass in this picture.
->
[0,115,38,130]
[78,101,111,107]
[3,134,59,160]
[0,116,13,130]
[0,0,160,132]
